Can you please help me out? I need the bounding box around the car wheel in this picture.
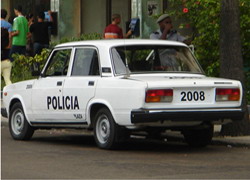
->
[9,102,34,140]
[182,125,214,148]
[93,108,120,149]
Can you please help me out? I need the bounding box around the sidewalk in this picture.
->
[212,124,250,147]
[212,135,250,147]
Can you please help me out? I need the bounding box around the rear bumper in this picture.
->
[131,108,244,124]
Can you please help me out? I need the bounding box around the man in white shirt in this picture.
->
[150,14,189,44]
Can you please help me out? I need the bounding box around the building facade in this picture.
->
[1,0,191,40]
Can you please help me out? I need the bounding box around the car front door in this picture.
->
[30,48,72,124]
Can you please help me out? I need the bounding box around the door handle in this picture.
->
[88,81,95,86]
[57,81,62,86]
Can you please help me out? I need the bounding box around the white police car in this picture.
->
[1,39,244,149]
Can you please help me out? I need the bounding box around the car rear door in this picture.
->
[62,47,100,123]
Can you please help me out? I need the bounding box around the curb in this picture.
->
[212,137,250,148]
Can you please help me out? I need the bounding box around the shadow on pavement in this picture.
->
[29,129,218,153]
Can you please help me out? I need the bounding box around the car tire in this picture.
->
[9,102,34,140]
[182,125,214,148]
[93,108,120,149]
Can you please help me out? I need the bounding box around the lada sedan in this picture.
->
[1,39,244,149]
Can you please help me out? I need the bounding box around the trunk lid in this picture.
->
[127,74,242,109]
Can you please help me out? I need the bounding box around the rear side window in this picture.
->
[71,48,100,76]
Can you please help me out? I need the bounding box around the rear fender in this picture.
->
[86,99,117,126]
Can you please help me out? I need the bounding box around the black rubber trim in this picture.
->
[131,108,244,124]
[30,121,88,125]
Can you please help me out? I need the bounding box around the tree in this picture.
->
[220,0,250,135]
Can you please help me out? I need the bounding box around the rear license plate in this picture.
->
[174,88,213,104]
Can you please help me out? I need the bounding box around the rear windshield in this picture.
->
[111,45,204,75]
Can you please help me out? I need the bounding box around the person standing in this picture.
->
[9,5,29,61]
[30,11,53,55]
[150,14,189,44]
[26,13,34,56]
[104,14,131,39]
[1,9,12,47]
[26,13,34,27]
[1,9,13,86]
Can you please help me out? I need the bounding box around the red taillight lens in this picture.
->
[216,88,240,101]
[146,89,173,103]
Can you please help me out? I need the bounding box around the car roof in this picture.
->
[55,39,188,48]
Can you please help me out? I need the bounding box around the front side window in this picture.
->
[111,45,204,75]
[71,48,100,76]
[44,49,72,76]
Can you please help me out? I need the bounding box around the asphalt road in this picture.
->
[1,121,250,179]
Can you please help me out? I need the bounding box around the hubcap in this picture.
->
[96,114,110,144]
[11,109,24,135]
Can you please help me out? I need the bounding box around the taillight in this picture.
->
[216,88,240,101]
[146,89,173,103]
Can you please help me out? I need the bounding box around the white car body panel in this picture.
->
[92,77,147,125]
[2,39,244,130]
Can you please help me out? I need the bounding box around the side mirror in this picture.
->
[31,62,41,76]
